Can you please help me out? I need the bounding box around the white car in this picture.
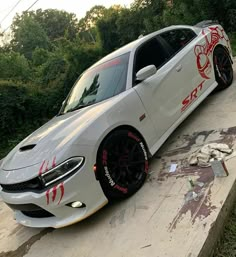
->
[0,22,233,228]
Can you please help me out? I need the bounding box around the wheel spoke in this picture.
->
[223,56,229,66]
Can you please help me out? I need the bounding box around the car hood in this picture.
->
[1,98,116,172]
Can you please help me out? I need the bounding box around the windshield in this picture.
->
[60,53,130,114]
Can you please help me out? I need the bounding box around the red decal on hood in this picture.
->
[39,160,46,175]
[44,161,49,173]
[52,157,56,168]
[39,157,57,176]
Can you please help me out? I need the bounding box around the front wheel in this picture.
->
[97,130,149,200]
[213,47,233,90]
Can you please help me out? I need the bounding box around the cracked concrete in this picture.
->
[1,61,236,257]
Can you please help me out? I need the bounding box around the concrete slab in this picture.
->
[1,61,236,257]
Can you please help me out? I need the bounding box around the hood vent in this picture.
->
[19,144,36,152]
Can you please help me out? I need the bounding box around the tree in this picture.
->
[32,9,78,41]
[32,47,50,66]
[0,51,30,80]
[131,0,152,10]
[12,9,78,43]
[96,7,122,53]
[11,15,50,59]
[116,9,145,46]
[78,5,107,43]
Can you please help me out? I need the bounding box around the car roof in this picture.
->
[89,25,201,69]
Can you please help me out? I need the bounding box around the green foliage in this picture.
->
[32,9,78,41]
[116,9,145,46]
[36,52,68,85]
[0,51,30,81]
[229,33,236,56]
[164,0,236,31]
[11,15,50,59]
[0,81,48,143]
[97,9,121,54]
[78,5,107,43]
[12,9,78,43]
[32,47,50,66]
[62,39,103,92]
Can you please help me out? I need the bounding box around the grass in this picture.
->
[213,206,236,257]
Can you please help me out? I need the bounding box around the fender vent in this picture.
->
[19,144,36,152]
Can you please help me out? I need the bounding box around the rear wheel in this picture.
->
[97,130,149,200]
[213,47,233,90]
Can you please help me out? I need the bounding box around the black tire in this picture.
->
[97,130,149,200]
[213,47,233,90]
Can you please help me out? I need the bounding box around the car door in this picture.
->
[133,28,201,140]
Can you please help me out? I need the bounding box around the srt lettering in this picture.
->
[181,81,205,112]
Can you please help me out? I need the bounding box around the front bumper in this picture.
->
[0,147,108,228]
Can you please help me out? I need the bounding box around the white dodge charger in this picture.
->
[0,22,233,228]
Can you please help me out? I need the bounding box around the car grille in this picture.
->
[0,177,44,193]
[6,203,54,218]
[21,209,54,218]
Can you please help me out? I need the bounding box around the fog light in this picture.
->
[68,201,86,208]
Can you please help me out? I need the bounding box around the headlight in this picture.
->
[40,157,84,187]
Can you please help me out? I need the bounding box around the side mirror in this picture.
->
[62,100,66,106]
[136,65,157,81]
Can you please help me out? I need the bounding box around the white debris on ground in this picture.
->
[188,143,234,167]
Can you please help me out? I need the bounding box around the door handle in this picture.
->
[176,64,182,72]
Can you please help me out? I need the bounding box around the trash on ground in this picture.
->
[188,177,195,189]
[169,163,178,173]
[192,191,199,201]
[211,160,229,177]
[188,143,233,167]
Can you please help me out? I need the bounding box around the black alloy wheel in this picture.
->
[97,130,149,200]
[213,47,233,90]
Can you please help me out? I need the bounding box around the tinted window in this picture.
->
[160,29,196,55]
[134,38,170,75]
[61,53,130,114]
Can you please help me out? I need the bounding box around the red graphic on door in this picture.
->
[194,26,230,80]
[45,182,65,205]
[181,80,205,112]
